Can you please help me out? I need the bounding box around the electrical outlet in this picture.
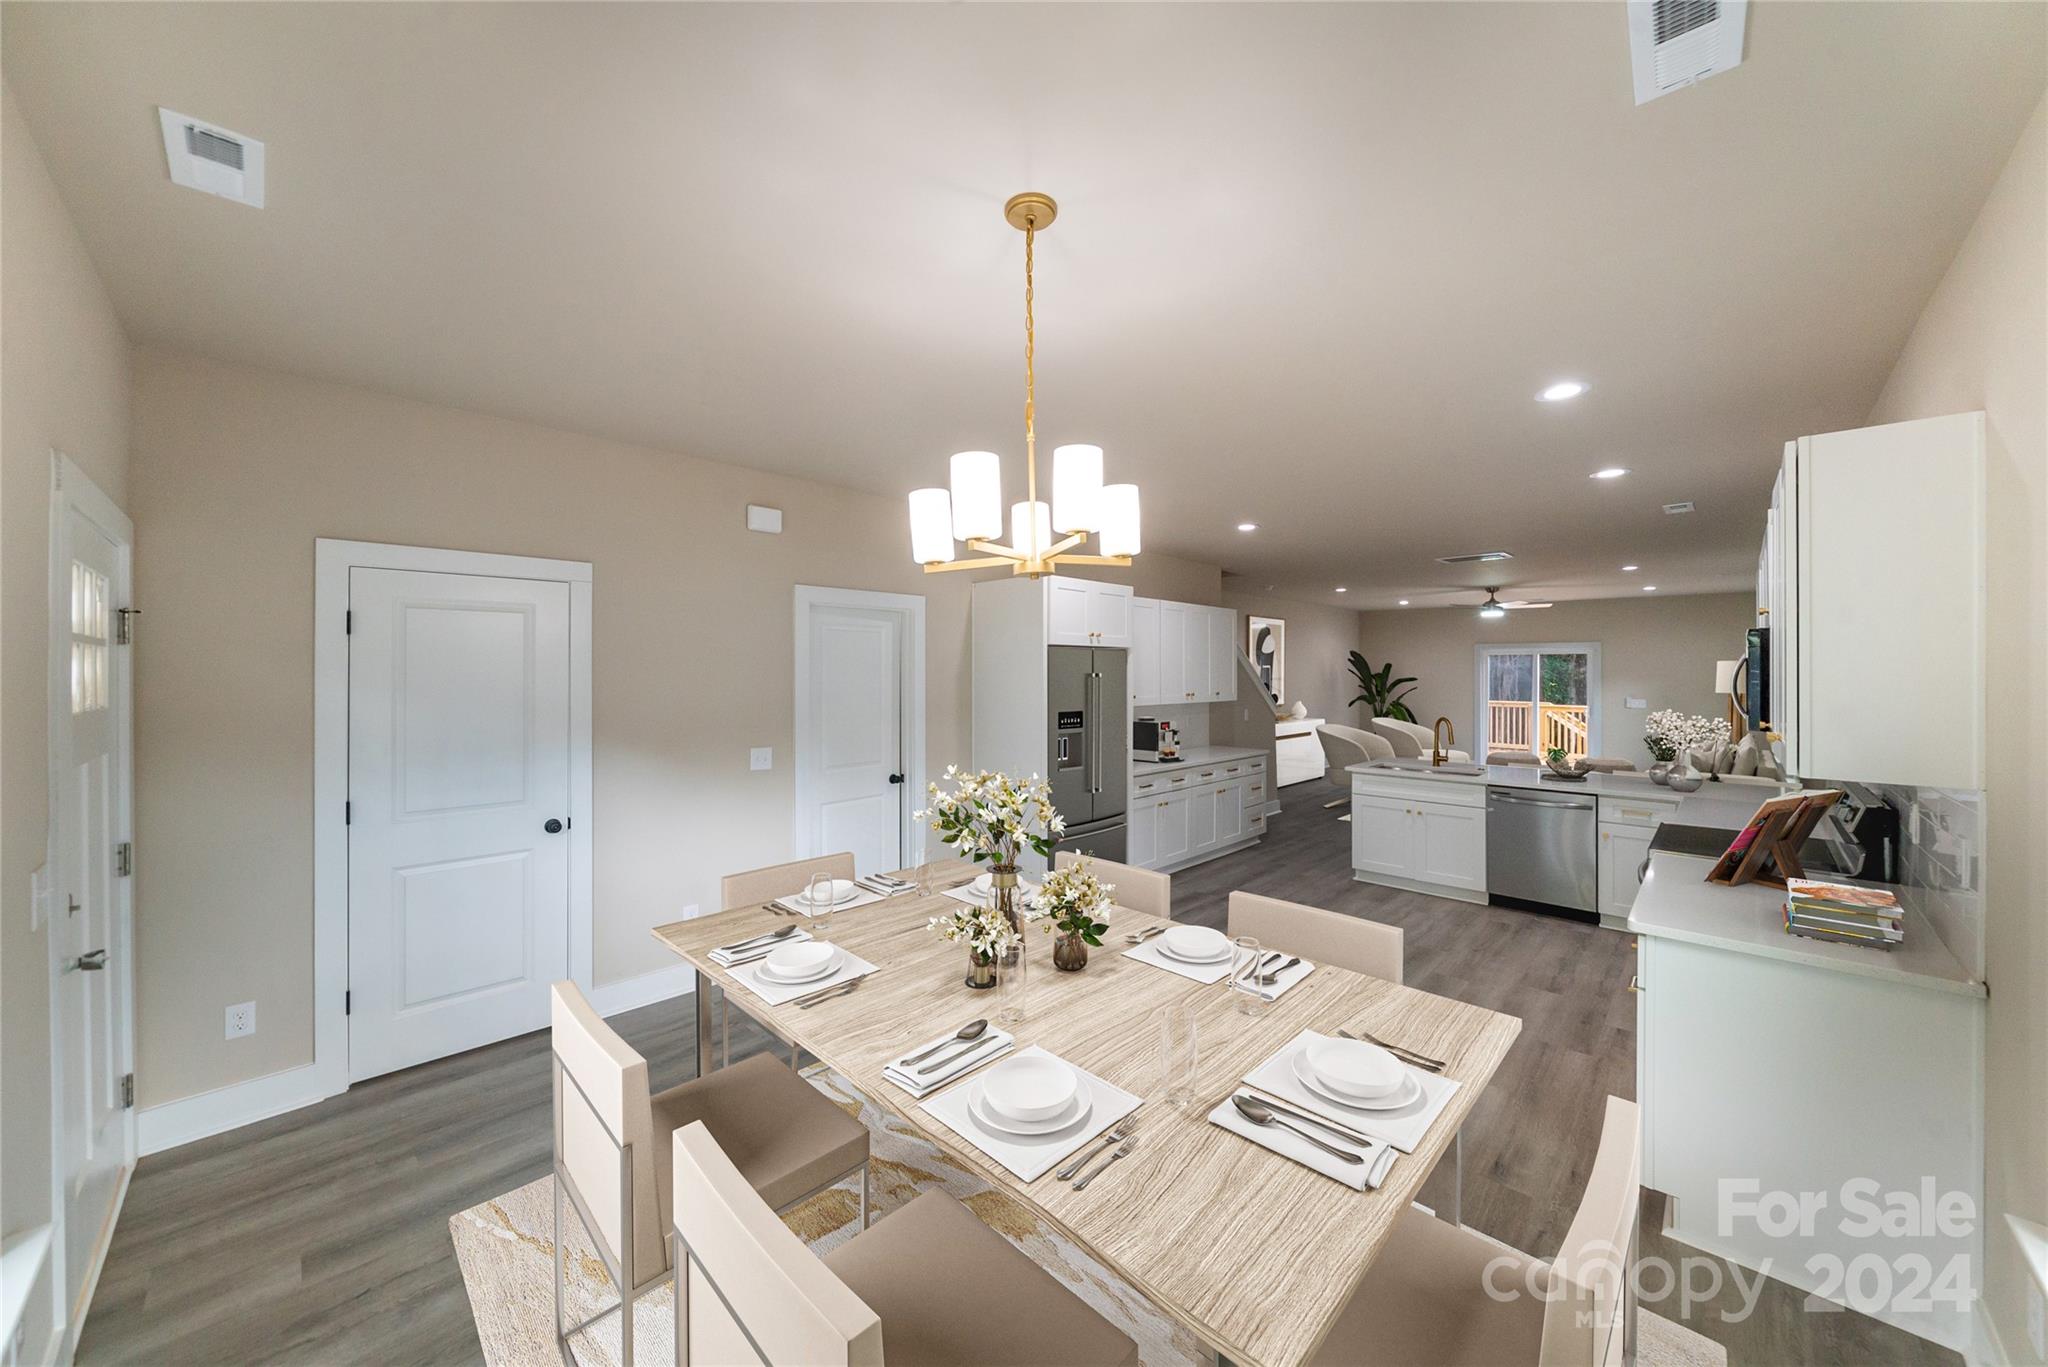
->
[225,1001,256,1039]
[750,747,773,771]
[2027,1274,2045,1360]
[679,903,702,921]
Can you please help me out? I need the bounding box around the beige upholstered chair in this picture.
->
[671,1120,1139,1367]
[1371,716,1472,764]
[1316,724,1393,814]
[1227,891,1402,984]
[718,853,859,1067]
[1309,1096,1641,1367]
[550,983,870,1365]
[1054,851,1171,920]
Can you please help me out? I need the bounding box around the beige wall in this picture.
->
[1220,587,1365,726]
[126,346,1226,1107]
[0,79,132,1311]
[1866,93,2046,1365]
[1354,593,1754,763]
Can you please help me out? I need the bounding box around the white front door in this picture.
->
[347,568,571,1081]
[54,493,134,1335]
[798,602,906,875]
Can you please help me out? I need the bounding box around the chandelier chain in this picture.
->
[1023,215,1039,555]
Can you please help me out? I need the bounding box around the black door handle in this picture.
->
[888,773,905,785]
[544,818,564,835]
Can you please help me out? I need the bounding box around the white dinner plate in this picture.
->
[757,945,843,984]
[1154,937,1232,965]
[1160,925,1229,962]
[979,1053,1079,1122]
[1289,1047,1422,1112]
[1302,1034,1406,1100]
[967,1075,1095,1137]
[794,879,859,907]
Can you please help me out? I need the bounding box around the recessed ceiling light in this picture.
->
[1334,586,1347,593]
[1621,564,1639,572]
[1397,599,1411,606]
[1537,380,1588,403]
[1591,467,1630,480]
[1236,522,1258,532]
[1642,585,1658,592]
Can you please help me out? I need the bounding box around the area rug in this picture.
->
[451,1065,1724,1367]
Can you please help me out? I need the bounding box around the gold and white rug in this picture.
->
[450,1065,1725,1367]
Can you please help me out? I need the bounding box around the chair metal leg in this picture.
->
[720,991,729,1070]
[1450,1130,1463,1226]
[859,1161,870,1229]
[790,1039,800,1069]
[695,980,715,1079]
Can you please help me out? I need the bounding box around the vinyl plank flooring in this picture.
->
[77,796,1952,1365]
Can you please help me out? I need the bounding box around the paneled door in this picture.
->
[797,600,908,875]
[347,568,571,1081]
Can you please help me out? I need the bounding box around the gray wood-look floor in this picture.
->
[78,795,1954,1366]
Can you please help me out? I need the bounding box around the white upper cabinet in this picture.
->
[1128,597,1159,704]
[1178,604,1210,702]
[1045,578,1132,648]
[1206,606,1237,702]
[1128,598,1236,705]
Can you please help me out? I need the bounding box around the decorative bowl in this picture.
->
[763,941,838,980]
[1665,770,1705,793]
[1544,756,1591,779]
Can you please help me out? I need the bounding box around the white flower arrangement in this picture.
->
[1644,709,1731,763]
[929,901,1023,965]
[1028,857,1114,944]
[916,766,1063,869]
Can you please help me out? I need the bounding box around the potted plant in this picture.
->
[929,902,1023,990]
[1030,857,1113,971]
[917,766,1061,959]
[1347,652,1419,721]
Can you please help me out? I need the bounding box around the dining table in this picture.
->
[651,861,1521,1367]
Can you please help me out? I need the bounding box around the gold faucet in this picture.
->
[1431,716,1456,767]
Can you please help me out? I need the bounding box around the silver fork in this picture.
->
[1072,1136,1139,1190]
[1338,1027,1446,1072]
[1056,1118,1138,1180]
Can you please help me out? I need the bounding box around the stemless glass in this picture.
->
[916,835,945,897]
[1229,935,1268,1016]
[805,871,835,936]
[1158,1005,1199,1109]
[996,930,1029,1025]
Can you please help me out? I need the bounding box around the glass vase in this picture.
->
[1053,931,1089,972]
[990,864,1022,966]
[965,950,998,991]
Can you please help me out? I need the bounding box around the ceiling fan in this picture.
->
[1476,587,1553,619]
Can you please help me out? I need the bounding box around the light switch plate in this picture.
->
[1625,697,1648,710]
[750,747,773,771]
[745,505,783,534]
[29,865,51,932]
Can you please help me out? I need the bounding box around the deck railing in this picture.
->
[1488,700,1532,751]
[1487,701,1590,758]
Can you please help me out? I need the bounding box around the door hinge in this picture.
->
[115,608,140,645]
[114,841,133,877]
[121,1073,135,1108]
[345,990,351,1016]
[345,609,352,635]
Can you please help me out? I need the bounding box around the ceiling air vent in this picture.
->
[158,108,265,208]
[1436,551,1515,565]
[1627,0,1747,105]
[1663,501,1697,515]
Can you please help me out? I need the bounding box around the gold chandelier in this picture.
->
[908,192,1141,578]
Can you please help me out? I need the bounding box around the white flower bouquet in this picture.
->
[929,901,1023,972]
[1644,709,1731,764]
[916,766,1063,869]
[1029,857,1114,944]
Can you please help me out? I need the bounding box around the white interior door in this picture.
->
[347,568,571,1081]
[798,602,906,875]
[53,493,134,1335]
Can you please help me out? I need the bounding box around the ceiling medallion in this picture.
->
[907,192,1140,578]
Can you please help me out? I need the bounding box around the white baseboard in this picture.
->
[137,1062,334,1157]
[589,964,696,1018]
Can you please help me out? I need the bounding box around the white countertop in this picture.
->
[1628,851,1984,999]
[1346,760,1692,801]
[1134,745,1266,768]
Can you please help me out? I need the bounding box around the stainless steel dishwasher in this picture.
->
[1486,786,1598,913]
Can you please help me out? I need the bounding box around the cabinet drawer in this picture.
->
[1598,796,1677,829]
[1133,774,1161,796]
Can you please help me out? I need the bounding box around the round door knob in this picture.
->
[543,818,564,835]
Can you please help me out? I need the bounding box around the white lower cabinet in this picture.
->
[1597,822,1654,924]
[1350,794,1413,878]
[1413,803,1486,893]
[1348,781,1487,902]
[1130,756,1265,872]
[1153,791,1191,867]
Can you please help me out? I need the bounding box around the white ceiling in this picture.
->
[6,3,2042,605]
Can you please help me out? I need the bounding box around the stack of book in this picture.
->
[1783,879,1903,950]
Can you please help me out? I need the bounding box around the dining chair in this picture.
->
[1308,1095,1641,1367]
[671,1119,1139,1367]
[718,852,858,1068]
[1054,851,1171,920]
[550,982,871,1367]
[1226,890,1402,984]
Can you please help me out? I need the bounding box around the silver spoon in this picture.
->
[1233,1096,1363,1164]
[899,1019,988,1067]
[1257,956,1301,985]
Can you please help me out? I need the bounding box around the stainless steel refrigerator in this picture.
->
[1045,645,1129,865]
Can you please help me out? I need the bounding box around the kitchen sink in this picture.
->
[1366,760,1488,777]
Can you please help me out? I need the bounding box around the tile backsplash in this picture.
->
[1819,779,1983,979]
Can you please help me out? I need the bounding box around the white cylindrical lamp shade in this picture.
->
[909,487,955,565]
[949,451,1003,541]
[1098,483,1141,558]
[1051,443,1104,533]
[1010,500,1052,557]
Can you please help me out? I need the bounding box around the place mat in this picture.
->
[884,1027,1016,1098]
[1121,937,1235,984]
[940,878,1040,909]
[1206,1095,1397,1191]
[920,1045,1141,1183]
[730,945,880,1006]
[1243,1030,1459,1154]
[1241,955,1315,1001]
[771,885,887,918]
[709,927,813,969]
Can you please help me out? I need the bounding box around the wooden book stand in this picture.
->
[1704,790,1843,889]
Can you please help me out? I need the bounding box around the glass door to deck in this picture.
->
[1478,645,1596,760]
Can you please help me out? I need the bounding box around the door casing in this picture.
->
[792,586,925,869]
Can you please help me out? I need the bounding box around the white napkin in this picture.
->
[1121,937,1236,984]
[883,1028,1016,1098]
[1207,1096,1398,1191]
[709,928,814,969]
[1243,955,1316,1001]
[919,1046,1141,1182]
[1241,1030,1460,1154]
[856,875,917,898]
[729,945,880,1006]
[940,879,1040,909]
[771,885,887,918]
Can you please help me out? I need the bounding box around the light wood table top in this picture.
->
[653,865,1520,1367]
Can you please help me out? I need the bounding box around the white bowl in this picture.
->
[764,941,837,979]
[1303,1035,1406,1101]
[978,1054,1080,1123]
[797,878,857,906]
[1160,925,1229,962]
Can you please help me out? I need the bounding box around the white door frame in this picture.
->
[313,540,592,1100]
[45,451,137,1360]
[1472,640,1602,758]
[792,586,926,869]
